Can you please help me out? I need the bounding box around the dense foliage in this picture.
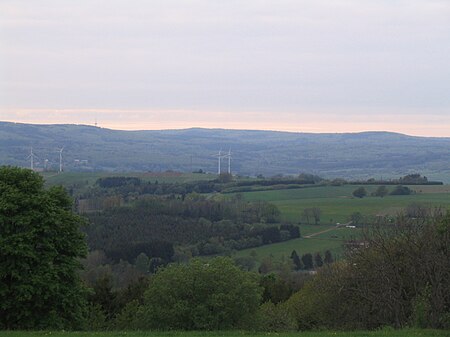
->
[138,257,262,330]
[0,167,88,329]
[83,195,299,263]
[286,213,450,330]
[2,166,448,333]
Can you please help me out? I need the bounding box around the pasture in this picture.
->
[235,225,361,262]
[0,329,447,337]
[42,171,217,188]
[241,185,450,224]
[234,184,450,262]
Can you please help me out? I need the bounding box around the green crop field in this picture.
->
[0,330,447,337]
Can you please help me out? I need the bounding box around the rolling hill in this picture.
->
[1,121,449,182]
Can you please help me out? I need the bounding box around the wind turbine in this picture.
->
[27,147,38,170]
[224,149,232,174]
[213,149,223,174]
[58,147,64,172]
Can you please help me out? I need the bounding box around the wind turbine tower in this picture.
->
[59,147,64,172]
[217,149,222,174]
[27,147,37,170]
[213,150,223,174]
[226,149,232,174]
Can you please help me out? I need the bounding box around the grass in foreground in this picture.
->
[0,329,448,337]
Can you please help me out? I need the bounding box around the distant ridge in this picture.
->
[1,121,449,182]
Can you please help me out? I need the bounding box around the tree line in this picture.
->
[84,194,301,264]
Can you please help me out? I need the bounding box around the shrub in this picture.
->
[138,257,262,330]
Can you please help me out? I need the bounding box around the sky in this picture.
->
[0,0,449,136]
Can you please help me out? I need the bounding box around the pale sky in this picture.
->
[1,1,449,136]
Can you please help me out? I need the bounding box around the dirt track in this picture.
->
[304,222,352,238]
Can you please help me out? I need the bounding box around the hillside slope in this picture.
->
[1,121,449,181]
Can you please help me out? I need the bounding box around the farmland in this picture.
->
[240,185,450,224]
[233,184,450,262]
[42,171,216,187]
[235,225,360,262]
[41,172,450,262]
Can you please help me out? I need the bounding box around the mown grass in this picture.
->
[0,329,447,337]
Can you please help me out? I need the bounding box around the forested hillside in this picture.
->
[1,122,450,181]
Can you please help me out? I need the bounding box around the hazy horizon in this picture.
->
[3,118,450,139]
[1,1,449,137]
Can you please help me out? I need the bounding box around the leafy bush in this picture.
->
[286,213,450,330]
[138,257,262,330]
[352,186,367,198]
[390,185,412,195]
[256,301,297,332]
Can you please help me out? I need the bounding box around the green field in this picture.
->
[241,185,450,224]
[235,225,360,262]
[41,171,217,188]
[0,330,447,337]
[233,185,450,262]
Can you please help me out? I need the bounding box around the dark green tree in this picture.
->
[312,207,321,225]
[260,273,293,304]
[290,250,302,270]
[314,253,323,268]
[0,166,88,329]
[134,252,150,274]
[352,186,367,198]
[373,185,389,197]
[390,185,412,196]
[89,275,117,320]
[301,253,314,270]
[350,212,363,226]
[217,172,233,183]
[324,250,334,264]
[302,208,321,225]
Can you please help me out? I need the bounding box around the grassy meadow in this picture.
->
[235,225,360,262]
[0,330,447,337]
[234,184,450,262]
[241,185,450,224]
[42,171,217,186]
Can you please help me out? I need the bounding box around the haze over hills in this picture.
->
[1,121,449,182]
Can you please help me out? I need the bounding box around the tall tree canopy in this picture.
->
[139,257,262,330]
[0,166,88,329]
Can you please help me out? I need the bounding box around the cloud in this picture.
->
[0,1,449,135]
